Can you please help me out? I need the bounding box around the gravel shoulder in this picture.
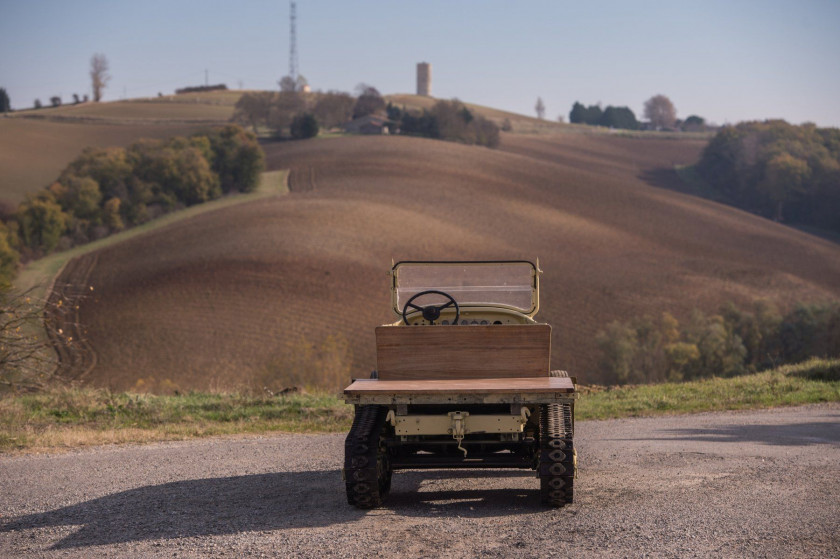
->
[1,404,838,558]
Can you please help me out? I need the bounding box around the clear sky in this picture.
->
[2,0,839,127]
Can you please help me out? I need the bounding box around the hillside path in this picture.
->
[1,404,838,558]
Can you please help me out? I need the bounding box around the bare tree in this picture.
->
[269,91,306,136]
[0,290,58,390]
[232,91,276,133]
[90,53,110,102]
[535,97,545,120]
[313,90,355,129]
[644,94,676,129]
[354,83,380,97]
[352,84,385,119]
[279,75,296,92]
[279,74,308,93]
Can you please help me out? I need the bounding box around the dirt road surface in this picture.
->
[2,404,838,558]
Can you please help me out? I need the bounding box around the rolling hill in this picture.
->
[53,132,840,391]
[0,92,238,203]
[0,91,621,204]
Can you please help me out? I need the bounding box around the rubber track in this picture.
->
[344,405,391,509]
[538,402,575,507]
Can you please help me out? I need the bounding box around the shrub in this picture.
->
[61,147,132,202]
[399,100,500,148]
[0,222,20,290]
[52,176,103,221]
[16,195,68,255]
[314,91,355,129]
[290,112,319,139]
[200,125,264,193]
[595,301,840,385]
[130,140,220,206]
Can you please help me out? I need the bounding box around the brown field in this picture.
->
[0,92,676,203]
[0,118,221,203]
[56,132,840,392]
[0,93,243,203]
[21,100,235,122]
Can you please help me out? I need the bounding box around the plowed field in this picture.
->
[64,133,840,391]
[0,118,216,203]
[0,93,239,203]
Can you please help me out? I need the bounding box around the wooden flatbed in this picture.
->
[344,376,576,405]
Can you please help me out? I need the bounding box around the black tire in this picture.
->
[344,405,392,509]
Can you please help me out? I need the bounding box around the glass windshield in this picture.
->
[393,261,537,314]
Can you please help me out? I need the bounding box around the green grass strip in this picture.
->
[1,358,837,453]
[14,169,288,299]
[575,358,840,420]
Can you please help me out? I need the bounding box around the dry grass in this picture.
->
[0,389,352,454]
[1,358,836,454]
[578,358,840,419]
[40,132,840,391]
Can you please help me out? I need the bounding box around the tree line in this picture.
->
[569,102,640,130]
[234,84,500,148]
[596,301,840,385]
[695,120,840,233]
[388,100,500,148]
[233,89,325,139]
[0,124,263,288]
[562,94,707,132]
[175,84,228,95]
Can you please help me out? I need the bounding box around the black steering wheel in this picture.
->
[401,290,460,325]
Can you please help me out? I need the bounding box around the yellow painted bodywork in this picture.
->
[386,408,531,436]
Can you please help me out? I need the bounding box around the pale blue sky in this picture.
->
[2,0,839,126]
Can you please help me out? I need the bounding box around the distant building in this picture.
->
[344,114,394,135]
[417,62,431,96]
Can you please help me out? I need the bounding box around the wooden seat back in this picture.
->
[375,324,551,380]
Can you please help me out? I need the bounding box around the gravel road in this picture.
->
[1,404,838,558]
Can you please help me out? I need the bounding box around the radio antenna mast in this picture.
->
[289,1,298,82]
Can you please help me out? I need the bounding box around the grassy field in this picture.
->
[1,358,836,454]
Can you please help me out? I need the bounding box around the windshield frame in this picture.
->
[390,260,541,318]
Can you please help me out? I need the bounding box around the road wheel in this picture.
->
[539,371,576,507]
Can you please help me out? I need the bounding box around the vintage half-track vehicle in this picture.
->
[342,260,577,508]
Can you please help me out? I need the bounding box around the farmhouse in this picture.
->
[343,114,394,135]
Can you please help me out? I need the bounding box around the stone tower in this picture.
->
[416,62,431,97]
